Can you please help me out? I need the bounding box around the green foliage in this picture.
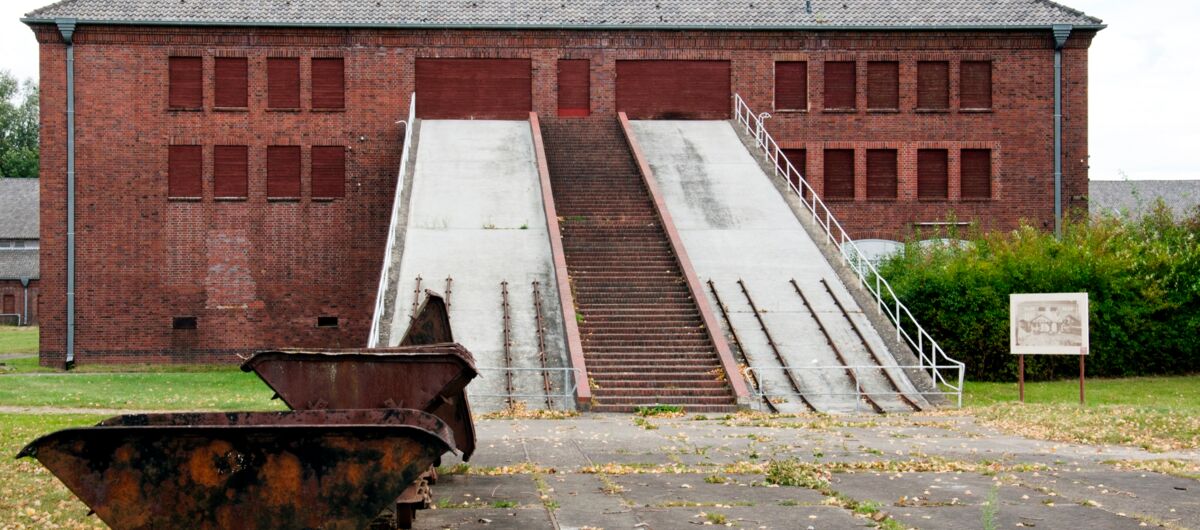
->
[879,204,1200,381]
[635,404,684,416]
[0,70,39,178]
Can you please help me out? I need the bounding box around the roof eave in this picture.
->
[20,17,1107,32]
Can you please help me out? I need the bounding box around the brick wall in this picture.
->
[30,25,1093,365]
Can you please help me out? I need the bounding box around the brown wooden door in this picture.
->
[416,59,533,119]
[616,60,731,119]
[2,294,14,315]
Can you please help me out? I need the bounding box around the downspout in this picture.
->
[57,19,76,368]
[1053,24,1072,239]
[20,278,30,326]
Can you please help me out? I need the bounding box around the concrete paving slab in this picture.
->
[417,507,551,529]
[546,474,642,530]
[889,503,1146,530]
[431,473,545,507]
[632,505,866,530]
[1018,470,1200,528]
[611,473,825,507]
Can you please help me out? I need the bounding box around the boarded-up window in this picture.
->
[866,149,897,199]
[961,149,992,199]
[917,149,949,199]
[2,295,13,315]
[961,61,993,109]
[823,149,855,200]
[168,145,203,198]
[782,148,807,193]
[917,61,949,110]
[312,58,346,110]
[775,62,808,110]
[824,62,857,110]
[867,61,899,110]
[214,57,248,108]
[168,57,203,109]
[214,145,248,198]
[267,58,301,109]
[312,146,345,199]
[557,59,590,117]
[267,146,301,198]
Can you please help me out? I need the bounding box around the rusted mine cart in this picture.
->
[238,291,478,528]
[18,292,479,529]
[17,409,454,530]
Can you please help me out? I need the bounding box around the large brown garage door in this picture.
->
[616,60,731,119]
[415,58,532,119]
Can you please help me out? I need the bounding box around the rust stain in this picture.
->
[188,440,233,487]
[261,452,302,506]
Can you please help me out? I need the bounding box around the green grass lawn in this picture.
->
[0,365,286,411]
[0,413,108,529]
[0,326,38,355]
[959,375,1200,453]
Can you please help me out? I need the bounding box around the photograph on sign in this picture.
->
[1010,293,1089,355]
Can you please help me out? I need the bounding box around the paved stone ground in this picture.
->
[414,413,1198,530]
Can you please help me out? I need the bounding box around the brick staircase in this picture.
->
[540,118,737,413]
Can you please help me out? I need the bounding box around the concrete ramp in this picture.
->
[383,120,571,412]
[630,120,929,413]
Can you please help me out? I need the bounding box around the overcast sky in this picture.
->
[2,0,1197,180]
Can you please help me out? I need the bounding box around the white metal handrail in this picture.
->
[471,367,581,410]
[732,93,965,407]
[368,93,417,348]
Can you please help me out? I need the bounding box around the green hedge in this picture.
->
[878,206,1200,381]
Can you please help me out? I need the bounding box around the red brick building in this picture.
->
[23,0,1102,366]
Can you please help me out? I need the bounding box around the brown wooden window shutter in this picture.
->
[557,59,590,117]
[823,62,856,110]
[867,61,899,110]
[267,58,301,109]
[168,57,203,109]
[775,62,808,110]
[961,149,992,199]
[782,148,807,194]
[917,61,949,110]
[214,145,249,198]
[167,145,202,198]
[266,146,301,198]
[312,58,346,110]
[866,149,898,199]
[823,149,855,199]
[917,149,949,199]
[961,61,993,109]
[214,57,248,108]
[312,146,346,199]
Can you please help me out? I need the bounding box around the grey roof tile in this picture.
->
[0,179,38,240]
[23,0,1104,29]
[0,250,39,280]
[1089,180,1200,220]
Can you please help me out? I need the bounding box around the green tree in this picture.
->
[0,70,39,178]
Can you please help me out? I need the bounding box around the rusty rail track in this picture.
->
[737,279,816,412]
[790,279,884,414]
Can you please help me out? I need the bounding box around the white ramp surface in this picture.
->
[387,120,570,412]
[630,120,927,413]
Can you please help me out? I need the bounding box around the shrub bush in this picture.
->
[878,205,1200,381]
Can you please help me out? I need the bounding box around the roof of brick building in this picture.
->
[24,0,1104,30]
[0,179,38,240]
[1089,180,1200,220]
[0,250,39,281]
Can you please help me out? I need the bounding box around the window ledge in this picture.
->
[866,197,899,202]
[823,197,857,203]
[774,108,809,114]
[167,107,203,112]
[958,197,994,202]
[167,196,203,202]
[213,107,249,113]
[822,108,858,114]
[267,197,302,202]
[311,197,340,202]
[867,108,900,114]
[915,108,951,114]
[960,108,994,114]
[215,196,248,202]
[311,108,346,113]
[267,108,303,113]
[917,197,950,202]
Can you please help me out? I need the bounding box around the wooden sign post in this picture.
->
[1010,293,1089,405]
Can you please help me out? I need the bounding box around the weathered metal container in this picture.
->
[17,409,453,530]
